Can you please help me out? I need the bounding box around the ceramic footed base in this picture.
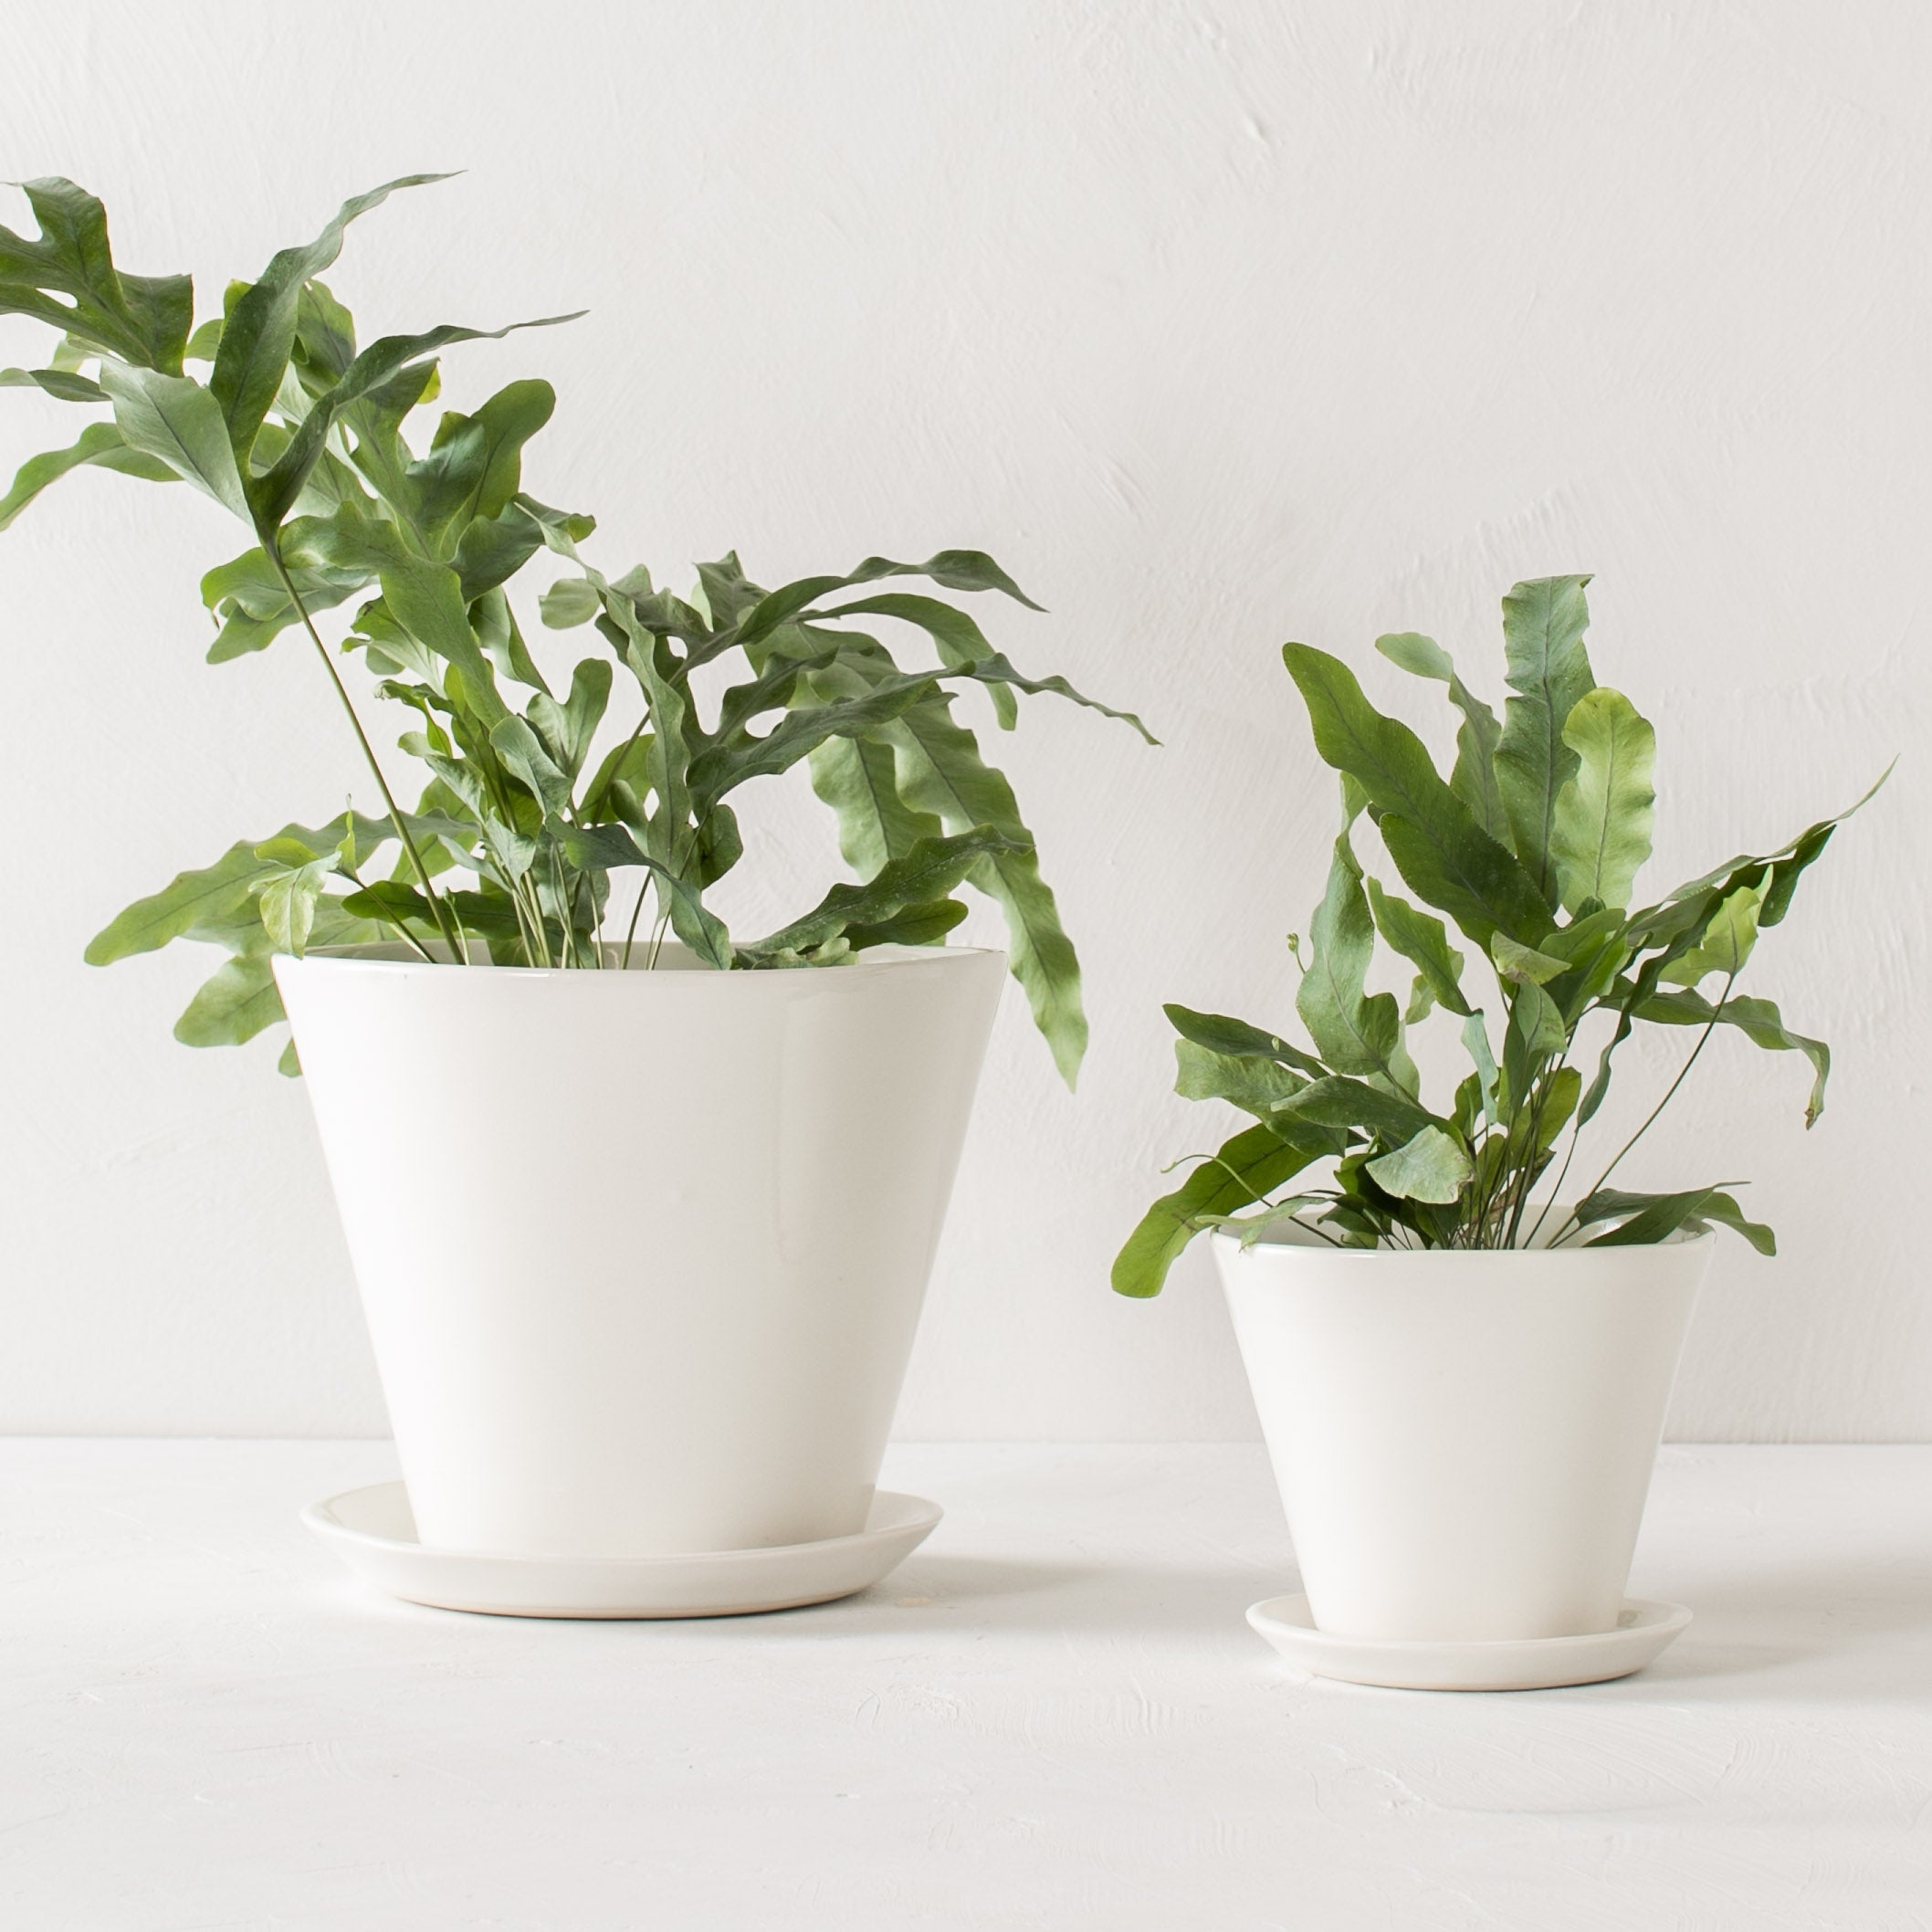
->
[304,1480,941,1619]
[1247,1594,1691,1691]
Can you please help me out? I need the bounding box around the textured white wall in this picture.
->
[2,0,1926,1440]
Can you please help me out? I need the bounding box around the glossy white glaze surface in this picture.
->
[274,946,1005,1557]
[304,1480,943,1618]
[1215,1223,1711,1639]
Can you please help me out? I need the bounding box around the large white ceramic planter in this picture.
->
[1213,1220,1711,1642]
[275,943,1005,1559]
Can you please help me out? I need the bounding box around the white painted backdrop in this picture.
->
[3,0,1925,1439]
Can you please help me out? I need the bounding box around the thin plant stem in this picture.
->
[268,541,467,966]
[1551,967,1738,1246]
[1506,1056,1566,1249]
[619,876,652,971]
[335,859,433,964]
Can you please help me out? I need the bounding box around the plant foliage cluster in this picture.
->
[1,176,1150,1083]
[1114,575,1879,1291]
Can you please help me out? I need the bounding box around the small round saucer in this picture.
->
[1246,1594,1692,1691]
[303,1481,941,1620]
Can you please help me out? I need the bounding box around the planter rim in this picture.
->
[278,940,1004,985]
[1210,1215,1714,1261]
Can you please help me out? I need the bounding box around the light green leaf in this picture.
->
[173,954,284,1047]
[308,510,509,725]
[254,856,333,955]
[489,716,572,815]
[1461,1010,1500,1128]
[807,725,945,877]
[85,813,398,963]
[1493,574,1596,908]
[1549,687,1655,913]
[1366,1125,1474,1203]
[1502,982,1567,1111]
[199,533,370,661]
[99,362,248,519]
[0,420,176,530]
[1660,883,1763,985]
[541,576,602,628]
[1489,932,1571,985]
[527,658,612,784]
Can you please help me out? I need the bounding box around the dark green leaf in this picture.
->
[455,503,545,602]
[1171,1039,1307,1118]
[0,177,193,371]
[1283,643,1549,948]
[1162,1003,1330,1080]
[738,550,1045,651]
[1577,1184,1770,1253]
[887,691,1087,1086]
[1363,877,1471,1017]
[738,827,1025,963]
[1296,810,1415,1093]
[1374,631,1510,845]
[248,312,583,535]
[1636,986,1830,1128]
[1268,1073,1439,1145]
[1110,1124,1328,1299]
[0,364,108,401]
[407,378,555,541]
[545,820,732,970]
[211,174,453,467]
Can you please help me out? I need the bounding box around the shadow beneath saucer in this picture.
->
[871,1552,1089,1605]
[840,1550,1290,1640]
[1620,1548,1932,1699]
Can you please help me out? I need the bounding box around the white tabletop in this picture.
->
[4,1441,1928,1929]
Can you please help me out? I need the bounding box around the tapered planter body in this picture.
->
[1213,1221,1710,1641]
[275,943,1005,1559]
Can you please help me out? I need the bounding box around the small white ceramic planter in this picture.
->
[275,942,1005,1560]
[1213,1219,1711,1643]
